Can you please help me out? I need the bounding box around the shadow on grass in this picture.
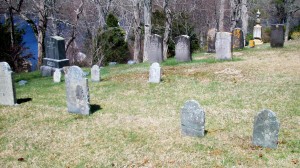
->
[90,104,102,114]
[17,98,32,104]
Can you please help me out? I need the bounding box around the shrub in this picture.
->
[290,25,300,40]
[262,27,271,43]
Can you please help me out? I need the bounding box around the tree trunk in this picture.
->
[143,0,152,62]
[37,1,47,69]
[133,0,142,63]
[285,12,292,42]
[9,7,15,48]
[163,0,171,61]
[219,0,225,32]
[241,0,248,42]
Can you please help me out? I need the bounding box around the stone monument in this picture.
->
[253,10,263,45]
[41,36,69,76]
[175,35,191,62]
[0,62,16,106]
[207,28,217,53]
[65,66,90,115]
[270,24,284,48]
[215,32,232,60]
[148,34,163,63]
[252,109,280,149]
[91,65,100,82]
[181,100,205,137]
[53,68,62,83]
[148,62,161,83]
[232,28,244,49]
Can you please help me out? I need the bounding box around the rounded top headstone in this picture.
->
[151,62,160,68]
[0,62,12,72]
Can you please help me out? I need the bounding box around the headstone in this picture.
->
[0,62,16,105]
[232,28,244,49]
[148,62,161,83]
[91,65,100,82]
[65,66,90,115]
[253,10,263,45]
[207,28,217,53]
[175,35,191,62]
[270,24,284,48]
[181,100,205,137]
[148,34,163,63]
[215,32,232,60]
[53,69,61,83]
[252,109,280,149]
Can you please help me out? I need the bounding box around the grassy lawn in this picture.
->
[0,40,299,167]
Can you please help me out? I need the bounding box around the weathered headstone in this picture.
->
[175,35,191,62]
[91,65,100,82]
[181,100,205,137]
[232,28,244,49]
[252,109,280,149]
[0,62,16,106]
[270,24,284,48]
[207,28,217,53]
[148,34,163,63]
[53,69,61,83]
[215,32,232,60]
[253,10,263,45]
[148,62,161,83]
[65,66,90,115]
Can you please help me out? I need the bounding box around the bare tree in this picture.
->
[132,0,142,63]
[163,0,171,60]
[143,0,152,62]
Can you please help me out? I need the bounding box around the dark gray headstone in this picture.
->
[148,62,161,83]
[91,65,100,82]
[207,28,217,53]
[148,34,163,63]
[252,109,280,149]
[215,32,232,60]
[65,66,90,115]
[270,24,284,48]
[232,28,244,49]
[181,100,205,137]
[175,35,191,62]
[0,62,16,105]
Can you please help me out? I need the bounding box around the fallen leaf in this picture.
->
[18,158,25,162]
[292,159,299,164]
[259,153,263,158]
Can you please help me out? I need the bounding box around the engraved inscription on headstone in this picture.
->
[0,62,16,105]
[148,34,163,63]
[175,35,191,62]
[91,65,100,82]
[215,32,232,60]
[148,62,161,83]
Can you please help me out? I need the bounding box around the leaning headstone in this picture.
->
[65,66,90,115]
[148,62,161,83]
[53,69,61,83]
[252,109,280,149]
[91,65,100,82]
[232,28,244,49]
[270,24,284,48]
[207,28,217,53]
[181,100,205,137]
[148,34,163,63]
[215,32,232,60]
[175,35,191,62]
[0,62,16,105]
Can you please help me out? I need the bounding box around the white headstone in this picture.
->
[0,62,16,105]
[215,32,232,60]
[148,62,161,83]
[91,65,100,82]
[53,69,61,83]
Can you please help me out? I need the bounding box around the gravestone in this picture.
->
[252,109,280,149]
[0,62,16,106]
[65,66,90,115]
[181,100,205,137]
[232,28,244,49]
[148,62,161,83]
[53,69,61,83]
[175,35,191,62]
[148,34,163,63]
[41,36,69,76]
[270,24,284,48]
[215,32,232,60]
[253,10,263,45]
[207,28,217,53]
[91,65,100,82]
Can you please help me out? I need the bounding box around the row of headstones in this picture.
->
[181,100,280,149]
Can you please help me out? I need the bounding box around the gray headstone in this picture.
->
[148,34,163,63]
[207,28,217,53]
[175,35,191,62]
[215,32,232,60]
[53,69,61,83]
[232,28,244,49]
[181,100,205,137]
[270,24,284,48]
[0,62,16,105]
[252,109,280,149]
[148,62,161,83]
[65,66,90,115]
[253,25,262,40]
[91,65,100,82]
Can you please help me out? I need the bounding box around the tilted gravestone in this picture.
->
[91,65,100,82]
[65,66,90,115]
[175,35,191,62]
[148,34,163,63]
[252,109,280,149]
[207,28,217,53]
[181,100,205,137]
[0,62,16,106]
[232,28,244,49]
[215,32,232,60]
[148,62,161,83]
[270,24,284,48]
[53,69,62,83]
